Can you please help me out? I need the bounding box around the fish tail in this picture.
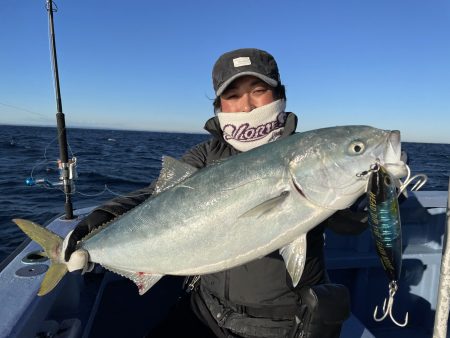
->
[13,218,68,296]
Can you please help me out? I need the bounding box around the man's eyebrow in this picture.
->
[222,84,240,95]
[223,85,237,92]
[222,78,270,96]
[225,79,267,92]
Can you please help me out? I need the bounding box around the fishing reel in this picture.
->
[26,157,78,189]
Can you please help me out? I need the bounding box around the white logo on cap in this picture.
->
[233,57,251,68]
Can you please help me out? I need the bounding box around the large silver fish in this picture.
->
[14,125,406,296]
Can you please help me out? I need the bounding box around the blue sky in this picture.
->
[1,0,449,143]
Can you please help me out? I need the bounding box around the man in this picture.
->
[66,48,356,337]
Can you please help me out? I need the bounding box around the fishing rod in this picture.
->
[45,0,75,219]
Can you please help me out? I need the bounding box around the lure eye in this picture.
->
[348,141,366,155]
[384,175,392,186]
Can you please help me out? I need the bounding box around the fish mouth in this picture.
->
[382,130,407,178]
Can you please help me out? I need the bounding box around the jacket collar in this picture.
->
[204,112,298,141]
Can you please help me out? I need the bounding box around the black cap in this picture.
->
[212,48,281,96]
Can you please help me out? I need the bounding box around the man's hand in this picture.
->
[62,231,91,272]
[64,209,114,262]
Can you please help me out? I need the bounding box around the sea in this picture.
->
[1,124,449,263]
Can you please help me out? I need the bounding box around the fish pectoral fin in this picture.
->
[239,191,290,219]
[102,265,163,295]
[154,156,198,194]
[279,233,307,287]
[39,263,68,296]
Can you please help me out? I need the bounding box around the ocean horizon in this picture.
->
[2,123,449,144]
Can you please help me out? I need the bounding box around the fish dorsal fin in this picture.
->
[102,265,163,295]
[154,156,198,194]
[239,191,290,219]
[279,233,307,287]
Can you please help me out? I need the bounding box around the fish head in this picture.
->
[289,126,406,210]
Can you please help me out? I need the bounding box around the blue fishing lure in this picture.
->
[367,164,408,327]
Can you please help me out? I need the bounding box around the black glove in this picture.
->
[326,209,368,235]
[64,209,114,261]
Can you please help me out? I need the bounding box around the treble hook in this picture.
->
[396,164,428,197]
[373,281,408,327]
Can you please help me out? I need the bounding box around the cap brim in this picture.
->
[216,71,278,96]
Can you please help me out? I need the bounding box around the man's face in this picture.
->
[219,75,275,113]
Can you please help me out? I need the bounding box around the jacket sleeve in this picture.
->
[180,141,209,169]
[94,183,156,217]
[94,139,211,217]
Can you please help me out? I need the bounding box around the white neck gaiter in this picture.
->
[217,99,287,152]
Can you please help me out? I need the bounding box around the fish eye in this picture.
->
[348,140,366,155]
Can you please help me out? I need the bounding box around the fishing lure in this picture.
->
[367,163,408,327]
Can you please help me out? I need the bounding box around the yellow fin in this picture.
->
[13,219,62,262]
[38,263,68,296]
[12,218,67,296]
